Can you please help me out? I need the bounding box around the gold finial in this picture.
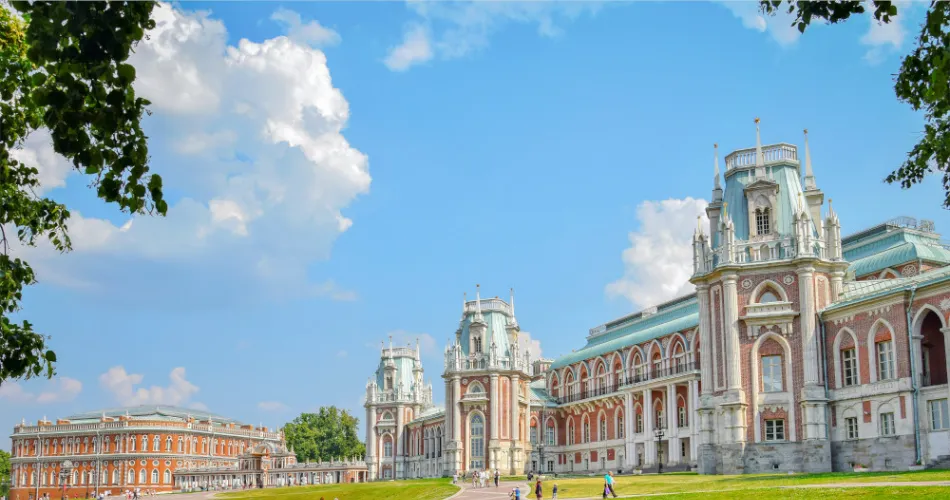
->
[714,143,718,149]
[754,117,760,124]
[697,215,702,232]
[804,128,808,135]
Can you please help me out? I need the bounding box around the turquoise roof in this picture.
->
[824,264,950,313]
[720,163,815,244]
[529,379,556,404]
[459,309,513,358]
[847,241,950,278]
[375,352,421,392]
[408,406,445,425]
[65,405,240,424]
[550,296,698,370]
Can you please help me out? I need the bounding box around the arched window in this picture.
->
[178,437,184,453]
[142,435,148,452]
[383,436,393,458]
[151,469,158,484]
[469,414,484,470]
[599,415,607,441]
[163,470,170,484]
[467,382,485,395]
[545,420,556,445]
[112,469,118,485]
[140,468,147,484]
[583,418,591,443]
[165,436,172,451]
[129,436,136,452]
[755,207,771,235]
[617,412,625,439]
[762,355,784,392]
[473,337,483,354]
[568,420,575,445]
[127,469,135,484]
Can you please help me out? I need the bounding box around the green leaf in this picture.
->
[117,63,136,83]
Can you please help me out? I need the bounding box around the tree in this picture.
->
[283,407,366,463]
[0,449,10,496]
[0,1,165,385]
[760,1,950,207]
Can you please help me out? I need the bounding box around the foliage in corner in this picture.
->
[0,449,9,495]
[760,1,950,208]
[0,1,164,385]
[283,407,367,463]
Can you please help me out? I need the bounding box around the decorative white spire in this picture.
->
[474,284,483,321]
[388,335,393,359]
[713,143,721,189]
[803,128,816,190]
[415,337,421,360]
[509,287,515,316]
[754,117,764,177]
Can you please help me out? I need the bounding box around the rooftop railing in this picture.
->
[724,143,798,170]
[553,361,700,405]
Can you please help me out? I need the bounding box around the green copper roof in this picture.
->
[529,379,556,404]
[824,265,950,313]
[847,240,950,278]
[459,309,513,358]
[550,297,698,370]
[65,405,240,424]
[720,162,816,244]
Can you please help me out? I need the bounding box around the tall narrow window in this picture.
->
[568,423,575,445]
[383,438,392,458]
[636,413,643,434]
[599,417,607,441]
[877,341,895,380]
[530,426,538,444]
[678,406,687,427]
[842,348,857,387]
[617,414,625,439]
[583,421,590,443]
[931,399,950,430]
[880,412,895,436]
[470,414,484,470]
[474,337,482,354]
[756,207,771,235]
[762,355,784,392]
[845,417,859,439]
[546,425,555,445]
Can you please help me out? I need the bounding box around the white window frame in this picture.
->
[764,419,785,441]
[930,399,950,430]
[877,341,895,381]
[845,417,859,440]
[761,355,783,392]
[842,348,857,387]
[880,412,895,436]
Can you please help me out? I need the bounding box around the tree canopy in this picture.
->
[282,407,366,463]
[0,1,164,385]
[761,1,950,207]
[1,449,11,494]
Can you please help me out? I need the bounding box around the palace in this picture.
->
[364,120,950,478]
[6,405,284,498]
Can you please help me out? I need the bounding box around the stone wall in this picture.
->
[742,441,831,473]
[831,435,916,472]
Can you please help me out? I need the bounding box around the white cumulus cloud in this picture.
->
[0,377,83,404]
[99,366,200,407]
[385,0,601,71]
[517,331,543,361]
[271,7,341,47]
[860,1,912,65]
[606,197,709,309]
[717,1,801,47]
[11,2,367,304]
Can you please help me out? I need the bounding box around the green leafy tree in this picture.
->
[0,1,165,385]
[0,449,10,496]
[761,1,950,207]
[283,407,366,463]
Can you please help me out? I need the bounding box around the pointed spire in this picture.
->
[510,288,516,316]
[388,335,393,359]
[475,284,483,320]
[803,128,816,190]
[754,117,764,177]
[713,143,721,188]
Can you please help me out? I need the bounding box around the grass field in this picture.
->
[527,470,950,498]
[216,478,458,500]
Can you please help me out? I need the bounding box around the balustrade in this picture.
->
[554,361,700,405]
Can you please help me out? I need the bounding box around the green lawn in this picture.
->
[216,478,458,500]
[537,470,950,498]
[651,487,950,499]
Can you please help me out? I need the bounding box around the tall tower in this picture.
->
[365,337,434,480]
[443,286,533,475]
[690,120,848,474]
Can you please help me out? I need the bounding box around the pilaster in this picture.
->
[722,273,742,393]
[941,328,950,405]
[696,285,713,397]
[643,389,655,464]
[365,404,377,480]
[666,384,680,465]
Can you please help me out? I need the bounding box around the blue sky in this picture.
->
[1,0,945,446]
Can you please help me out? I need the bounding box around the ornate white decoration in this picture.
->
[741,279,753,290]
[940,298,950,311]
[902,264,918,277]
[783,275,795,285]
[462,378,468,384]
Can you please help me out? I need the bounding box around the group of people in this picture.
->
[508,472,618,500]
[451,469,500,488]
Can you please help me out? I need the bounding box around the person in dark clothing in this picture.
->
[535,479,543,500]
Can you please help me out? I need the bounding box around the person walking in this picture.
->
[552,483,558,499]
[604,472,617,498]
[534,478,543,500]
[494,469,500,488]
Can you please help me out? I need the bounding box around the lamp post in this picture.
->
[653,428,664,474]
[59,461,73,500]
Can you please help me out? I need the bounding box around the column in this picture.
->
[666,384,680,465]
[452,377,462,441]
[489,373,499,443]
[722,274,741,391]
[830,271,844,303]
[395,405,404,478]
[642,389,654,465]
[696,285,713,396]
[798,266,820,386]
[510,374,520,442]
[365,405,376,480]
[688,380,699,461]
[624,392,635,470]
[941,328,950,405]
